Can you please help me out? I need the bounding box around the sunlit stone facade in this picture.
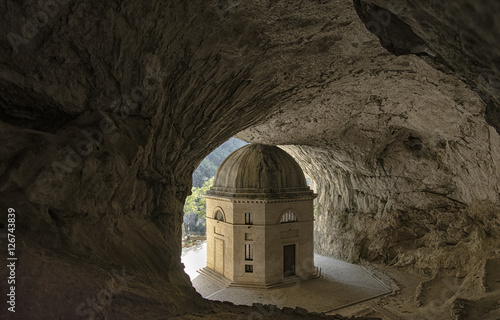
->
[203,144,318,287]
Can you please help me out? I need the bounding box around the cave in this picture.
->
[0,0,499,319]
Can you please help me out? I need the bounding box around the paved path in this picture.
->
[192,254,391,313]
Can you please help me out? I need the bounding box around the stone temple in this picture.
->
[202,144,318,287]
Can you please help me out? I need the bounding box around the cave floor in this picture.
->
[332,262,500,320]
[192,254,392,313]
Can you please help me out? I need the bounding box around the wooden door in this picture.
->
[214,238,224,275]
[283,244,296,277]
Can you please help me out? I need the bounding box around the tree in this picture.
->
[184,178,213,218]
[183,178,214,235]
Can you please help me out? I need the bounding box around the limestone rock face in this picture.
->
[353,0,500,132]
[238,52,500,265]
[236,1,500,271]
[0,0,499,319]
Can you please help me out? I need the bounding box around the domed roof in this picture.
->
[207,144,316,199]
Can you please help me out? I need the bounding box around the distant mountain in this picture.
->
[192,138,248,188]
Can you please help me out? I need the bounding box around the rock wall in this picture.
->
[0,0,499,318]
[238,50,500,270]
[353,0,500,133]
[236,0,500,273]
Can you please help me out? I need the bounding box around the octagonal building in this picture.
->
[202,144,319,287]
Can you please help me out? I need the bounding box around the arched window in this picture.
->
[280,210,297,223]
[214,209,225,222]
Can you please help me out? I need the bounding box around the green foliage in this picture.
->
[184,177,214,219]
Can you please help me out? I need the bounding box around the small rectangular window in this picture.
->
[245,212,253,225]
[245,264,253,273]
[245,244,253,261]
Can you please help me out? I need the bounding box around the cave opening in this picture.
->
[181,137,247,280]
[180,140,393,313]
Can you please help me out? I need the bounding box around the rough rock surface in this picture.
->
[353,0,500,133]
[0,0,499,319]
[238,55,500,264]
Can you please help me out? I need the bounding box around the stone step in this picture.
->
[197,266,324,289]
[197,268,232,287]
